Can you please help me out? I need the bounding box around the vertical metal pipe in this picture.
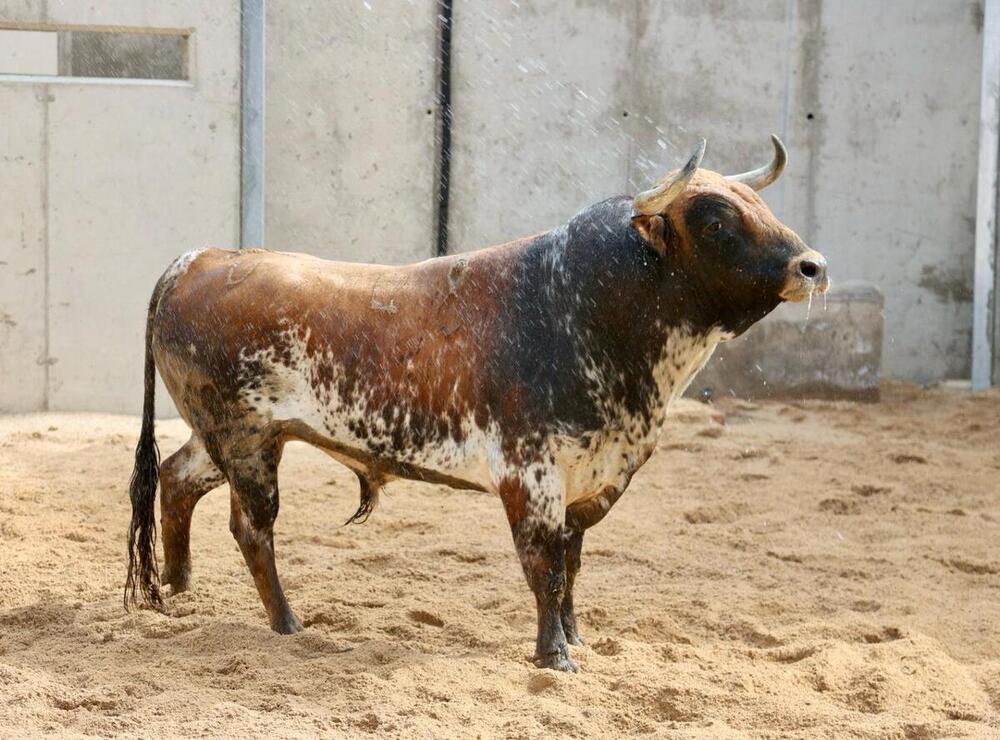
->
[241,0,265,248]
[973,0,1000,389]
[435,0,453,257]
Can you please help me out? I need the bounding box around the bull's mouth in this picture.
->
[780,275,830,303]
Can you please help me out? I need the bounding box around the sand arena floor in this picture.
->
[0,383,998,738]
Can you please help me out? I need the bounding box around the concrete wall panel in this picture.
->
[0,0,48,411]
[40,1,240,414]
[0,87,47,411]
[0,1,43,21]
[46,86,240,413]
[448,1,634,251]
[811,1,982,382]
[265,2,439,265]
[626,1,792,202]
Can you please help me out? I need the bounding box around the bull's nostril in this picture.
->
[799,260,819,279]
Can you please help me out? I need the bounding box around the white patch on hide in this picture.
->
[559,323,730,506]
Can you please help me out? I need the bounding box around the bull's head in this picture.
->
[631,137,828,334]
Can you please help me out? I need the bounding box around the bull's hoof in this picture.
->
[161,566,191,595]
[561,613,585,646]
[271,613,304,635]
[164,583,190,598]
[534,647,579,673]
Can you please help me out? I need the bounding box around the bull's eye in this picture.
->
[706,221,723,234]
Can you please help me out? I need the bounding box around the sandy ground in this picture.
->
[0,383,998,739]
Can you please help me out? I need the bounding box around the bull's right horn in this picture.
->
[726,134,787,191]
[634,139,707,216]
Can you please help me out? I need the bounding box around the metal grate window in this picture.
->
[0,23,190,81]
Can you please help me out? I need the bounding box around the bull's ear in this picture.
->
[632,214,667,257]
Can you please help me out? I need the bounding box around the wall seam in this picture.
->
[623,1,643,194]
[776,0,796,220]
[41,0,50,411]
[801,0,823,246]
[972,0,1000,387]
[434,0,453,257]
[240,0,265,248]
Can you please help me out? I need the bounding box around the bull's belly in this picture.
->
[158,347,669,507]
[156,334,689,509]
[289,413,653,509]
[154,340,496,491]
[244,381,500,493]
[287,410,499,493]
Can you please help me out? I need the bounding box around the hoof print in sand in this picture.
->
[407,609,444,628]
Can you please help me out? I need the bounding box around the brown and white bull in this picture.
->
[126,137,827,671]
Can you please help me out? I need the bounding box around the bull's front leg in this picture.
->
[562,485,626,648]
[499,474,577,672]
[561,528,585,646]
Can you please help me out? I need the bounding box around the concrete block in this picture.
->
[692,281,883,402]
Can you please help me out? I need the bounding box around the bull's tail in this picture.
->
[124,290,163,610]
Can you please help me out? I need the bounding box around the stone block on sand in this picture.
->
[692,281,883,402]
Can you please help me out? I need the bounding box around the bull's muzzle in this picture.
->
[781,250,829,302]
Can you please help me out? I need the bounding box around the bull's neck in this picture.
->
[560,276,723,431]
[535,202,728,432]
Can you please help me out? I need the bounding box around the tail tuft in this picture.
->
[124,295,163,610]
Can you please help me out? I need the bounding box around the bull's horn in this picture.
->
[726,134,787,191]
[634,139,706,216]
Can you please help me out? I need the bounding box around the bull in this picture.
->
[125,137,827,671]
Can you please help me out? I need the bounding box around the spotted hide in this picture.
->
[125,138,828,671]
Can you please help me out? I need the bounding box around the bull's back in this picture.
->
[156,248,418,346]
[150,246,531,474]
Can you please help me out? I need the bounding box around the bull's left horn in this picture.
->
[726,134,787,191]
[634,139,706,216]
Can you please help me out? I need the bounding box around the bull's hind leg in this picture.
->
[500,475,576,672]
[160,435,225,593]
[227,447,303,634]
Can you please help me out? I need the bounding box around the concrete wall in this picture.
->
[447,2,634,252]
[809,1,983,381]
[447,0,984,383]
[0,1,987,414]
[0,1,241,415]
[264,1,439,264]
[0,28,47,411]
[0,28,57,74]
